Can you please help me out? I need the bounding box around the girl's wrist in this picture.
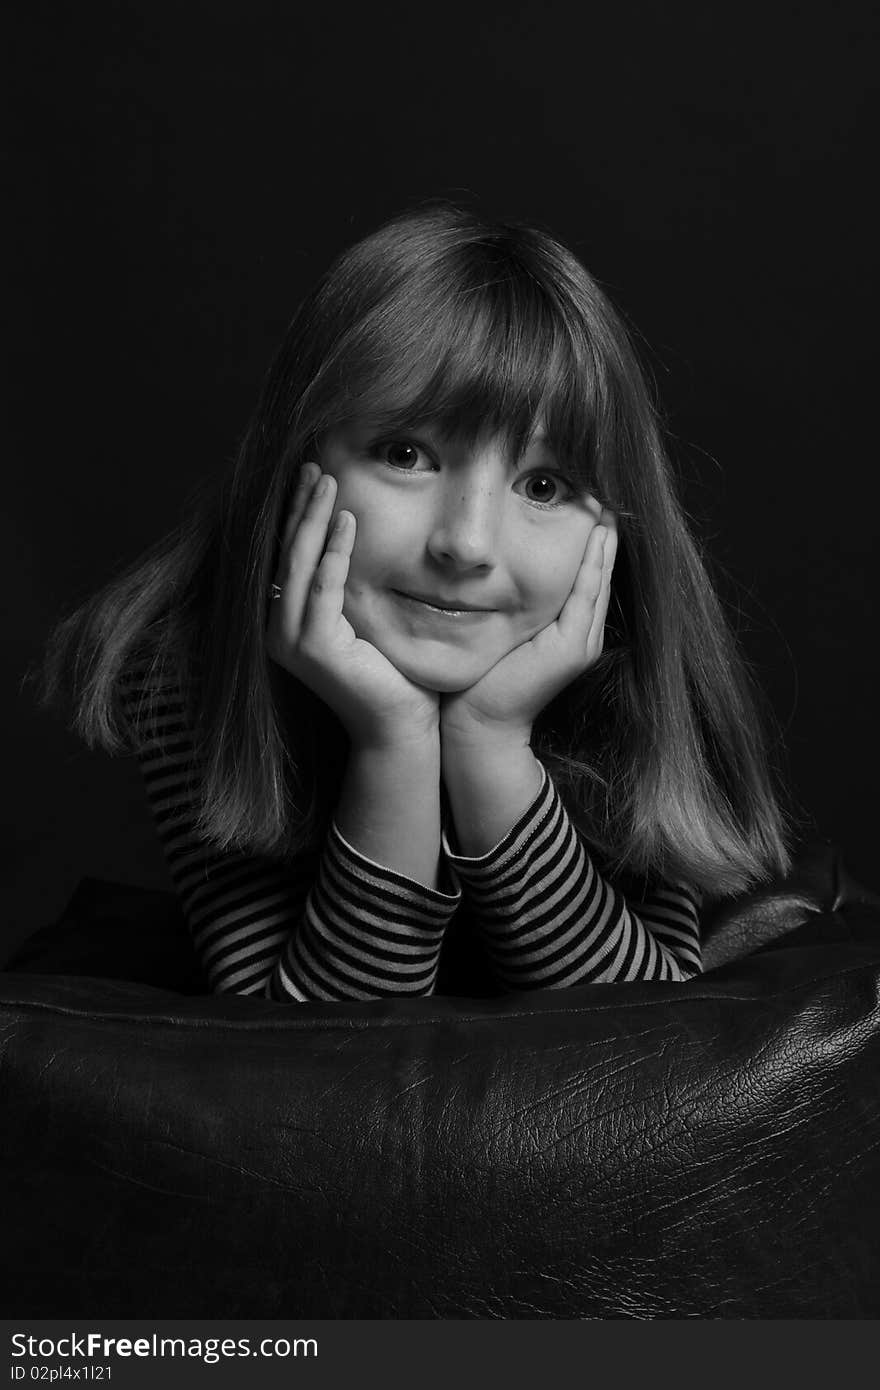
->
[350,716,441,757]
[440,738,544,858]
[439,710,533,758]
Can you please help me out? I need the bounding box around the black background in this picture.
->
[5,0,877,951]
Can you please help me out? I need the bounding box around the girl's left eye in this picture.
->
[516,472,575,508]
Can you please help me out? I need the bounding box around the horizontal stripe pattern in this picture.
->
[117,660,458,1001]
[443,765,702,985]
[117,660,701,1000]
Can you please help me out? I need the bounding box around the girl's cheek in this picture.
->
[528,527,587,588]
[337,504,390,580]
[335,476,386,527]
[530,543,590,620]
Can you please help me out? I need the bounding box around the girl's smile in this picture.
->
[392,591,497,618]
[316,418,605,693]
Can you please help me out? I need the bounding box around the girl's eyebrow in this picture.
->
[520,427,557,456]
[357,418,559,462]
[357,415,434,438]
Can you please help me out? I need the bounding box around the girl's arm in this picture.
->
[438,521,700,986]
[118,662,459,1002]
[258,461,459,998]
[440,739,701,986]
[267,730,460,1002]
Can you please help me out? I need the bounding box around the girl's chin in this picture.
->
[392,659,491,695]
[377,641,496,694]
[345,602,506,692]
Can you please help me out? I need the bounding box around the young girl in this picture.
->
[35,202,798,1002]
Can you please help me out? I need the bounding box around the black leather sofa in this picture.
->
[2,838,880,1319]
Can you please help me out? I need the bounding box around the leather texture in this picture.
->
[2,836,880,1319]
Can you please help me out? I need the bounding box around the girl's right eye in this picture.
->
[367,438,435,471]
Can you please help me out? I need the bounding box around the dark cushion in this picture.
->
[2,838,880,1318]
[4,876,204,993]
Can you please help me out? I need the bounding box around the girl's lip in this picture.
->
[393,591,495,618]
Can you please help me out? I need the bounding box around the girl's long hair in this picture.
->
[32,201,804,897]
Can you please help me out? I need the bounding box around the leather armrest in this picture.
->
[2,897,880,1317]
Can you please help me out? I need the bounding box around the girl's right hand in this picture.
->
[266,463,440,750]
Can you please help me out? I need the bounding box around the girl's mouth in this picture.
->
[393,591,494,620]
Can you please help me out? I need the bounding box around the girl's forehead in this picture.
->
[340,414,552,448]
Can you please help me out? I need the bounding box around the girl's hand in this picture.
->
[266,464,440,750]
[440,514,618,749]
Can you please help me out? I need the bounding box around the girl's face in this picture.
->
[316,417,606,693]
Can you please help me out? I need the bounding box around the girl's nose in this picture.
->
[426,476,500,571]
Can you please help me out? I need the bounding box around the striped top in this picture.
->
[117,659,703,1001]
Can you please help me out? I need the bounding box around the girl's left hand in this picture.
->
[440,514,618,747]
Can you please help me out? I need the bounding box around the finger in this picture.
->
[556,523,607,640]
[279,473,339,633]
[269,464,321,645]
[279,461,321,554]
[586,524,618,652]
[302,511,356,633]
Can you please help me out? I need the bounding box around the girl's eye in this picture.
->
[370,439,433,471]
[517,472,575,508]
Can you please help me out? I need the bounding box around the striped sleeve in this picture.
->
[116,659,460,1001]
[266,821,460,1002]
[442,762,702,988]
